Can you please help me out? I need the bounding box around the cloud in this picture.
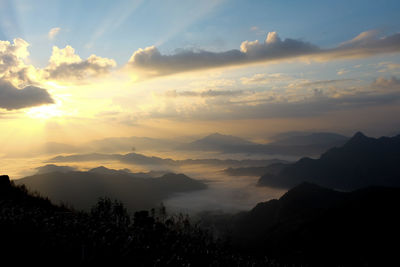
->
[234,91,400,119]
[165,89,244,98]
[371,76,400,90]
[250,26,259,32]
[377,62,400,73]
[250,26,265,36]
[240,73,291,85]
[44,45,116,81]
[1,38,117,84]
[0,38,29,70]
[48,27,61,40]
[0,79,54,110]
[339,30,380,46]
[323,30,400,59]
[337,68,349,75]
[128,31,318,77]
[157,91,400,120]
[0,38,36,86]
[127,30,400,78]
[0,38,53,110]
[146,76,400,121]
[384,63,400,70]
[294,79,356,88]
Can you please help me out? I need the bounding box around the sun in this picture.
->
[25,104,64,119]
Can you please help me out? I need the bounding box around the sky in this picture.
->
[1,0,400,156]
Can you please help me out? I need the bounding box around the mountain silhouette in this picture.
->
[1,175,270,266]
[178,132,348,157]
[270,132,348,146]
[178,132,257,152]
[47,151,278,168]
[223,160,290,176]
[258,132,400,190]
[35,164,77,174]
[15,168,206,212]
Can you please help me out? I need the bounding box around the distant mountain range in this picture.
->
[179,132,349,156]
[178,133,256,151]
[223,160,289,177]
[205,182,400,265]
[88,131,349,157]
[88,165,166,178]
[47,152,282,168]
[15,166,207,212]
[270,132,348,146]
[86,136,182,153]
[258,132,400,190]
[6,131,349,159]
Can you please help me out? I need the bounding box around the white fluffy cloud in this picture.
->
[0,38,36,86]
[0,38,54,110]
[1,38,117,85]
[0,39,56,110]
[128,30,400,78]
[44,45,117,81]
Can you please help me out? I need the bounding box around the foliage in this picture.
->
[0,180,281,266]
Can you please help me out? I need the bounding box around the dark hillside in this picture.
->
[227,182,400,266]
[259,132,400,190]
[0,175,280,266]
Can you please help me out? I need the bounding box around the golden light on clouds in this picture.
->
[0,0,398,181]
[25,103,64,120]
[0,25,400,161]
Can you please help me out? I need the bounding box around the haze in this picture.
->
[1,0,400,213]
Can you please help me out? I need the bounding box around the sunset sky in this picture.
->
[1,0,400,155]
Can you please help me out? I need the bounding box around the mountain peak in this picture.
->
[281,182,327,199]
[260,131,400,190]
[89,166,108,172]
[208,132,224,137]
[344,131,370,147]
[188,133,255,147]
[204,132,237,140]
[352,131,367,139]
[88,166,131,175]
[279,182,341,208]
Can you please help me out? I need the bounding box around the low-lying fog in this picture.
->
[4,151,287,215]
[163,165,285,214]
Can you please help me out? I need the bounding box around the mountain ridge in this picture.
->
[15,168,207,212]
[179,132,349,156]
[258,131,400,190]
[202,182,400,265]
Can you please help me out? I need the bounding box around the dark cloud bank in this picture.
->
[128,31,400,77]
[0,79,54,110]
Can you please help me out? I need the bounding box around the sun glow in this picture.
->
[25,104,64,119]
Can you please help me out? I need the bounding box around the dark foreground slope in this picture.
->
[3,173,399,266]
[1,175,281,266]
[226,182,400,266]
[15,168,206,212]
[259,132,400,190]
